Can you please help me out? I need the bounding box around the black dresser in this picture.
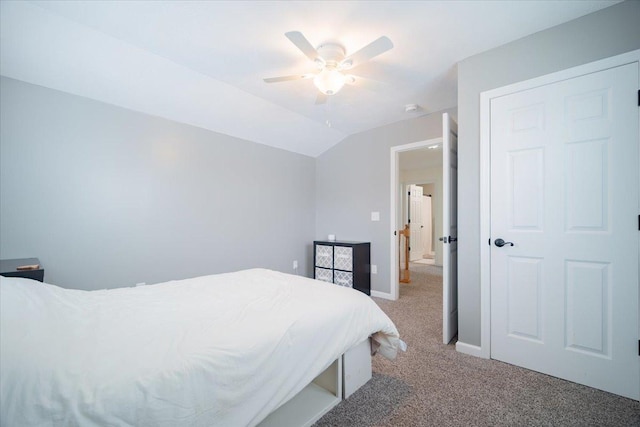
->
[313,241,370,295]
[0,258,44,282]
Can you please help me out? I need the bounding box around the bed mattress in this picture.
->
[0,268,400,426]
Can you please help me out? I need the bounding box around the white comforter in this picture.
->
[0,268,400,426]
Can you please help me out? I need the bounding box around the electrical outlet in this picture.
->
[371,265,377,274]
[293,260,298,270]
[371,211,380,221]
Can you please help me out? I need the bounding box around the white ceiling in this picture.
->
[0,1,620,157]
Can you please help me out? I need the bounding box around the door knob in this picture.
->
[494,238,514,247]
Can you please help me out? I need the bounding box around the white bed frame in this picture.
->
[258,338,372,427]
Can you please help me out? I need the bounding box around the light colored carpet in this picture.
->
[315,264,640,426]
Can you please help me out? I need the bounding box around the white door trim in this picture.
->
[478,49,640,360]
[390,137,442,300]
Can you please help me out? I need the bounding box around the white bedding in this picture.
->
[0,268,400,426]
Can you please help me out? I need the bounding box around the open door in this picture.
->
[421,195,433,259]
[442,113,458,344]
[408,184,424,261]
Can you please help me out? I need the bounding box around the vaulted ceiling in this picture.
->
[0,1,620,157]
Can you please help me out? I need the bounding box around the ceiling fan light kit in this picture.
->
[313,43,347,95]
[264,31,393,99]
[314,68,347,95]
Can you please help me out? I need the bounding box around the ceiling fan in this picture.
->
[264,31,393,104]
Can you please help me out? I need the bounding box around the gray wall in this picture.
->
[457,0,640,346]
[0,77,316,290]
[315,108,456,294]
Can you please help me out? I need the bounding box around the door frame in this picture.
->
[390,137,442,300]
[476,49,640,360]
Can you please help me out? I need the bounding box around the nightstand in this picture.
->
[0,258,44,282]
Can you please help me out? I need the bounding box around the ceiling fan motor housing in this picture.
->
[316,43,346,69]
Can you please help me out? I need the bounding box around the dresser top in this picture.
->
[314,240,370,245]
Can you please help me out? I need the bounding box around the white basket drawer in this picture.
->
[334,270,353,288]
[315,267,333,283]
[315,245,333,268]
[334,246,353,271]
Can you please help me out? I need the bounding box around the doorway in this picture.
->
[390,112,459,344]
[391,138,442,301]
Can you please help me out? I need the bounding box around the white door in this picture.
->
[409,184,423,261]
[442,113,458,344]
[422,195,432,257]
[490,63,639,399]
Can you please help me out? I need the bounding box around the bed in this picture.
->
[0,268,401,426]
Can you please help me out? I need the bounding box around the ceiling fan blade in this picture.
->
[315,93,327,105]
[285,31,320,62]
[263,74,312,83]
[342,36,393,69]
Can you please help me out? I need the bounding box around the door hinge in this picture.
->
[638,339,640,356]
[637,89,640,106]
[638,214,640,230]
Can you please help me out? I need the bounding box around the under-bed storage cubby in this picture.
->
[258,339,371,427]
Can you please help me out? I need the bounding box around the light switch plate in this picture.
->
[371,211,380,221]
[371,265,377,274]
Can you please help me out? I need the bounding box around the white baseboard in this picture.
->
[370,290,394,300]
[455,341,488,359]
